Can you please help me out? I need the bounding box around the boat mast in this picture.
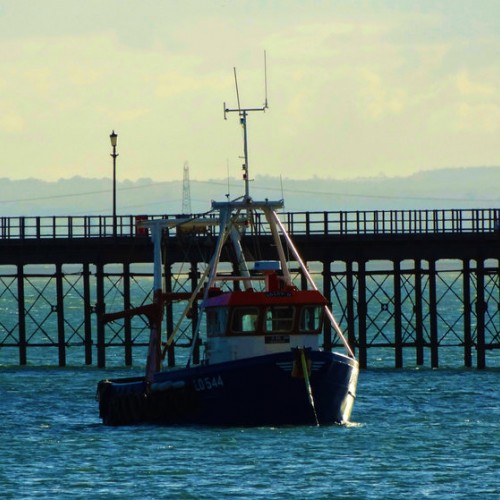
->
[224,52,268,201]
[221,53,270,289]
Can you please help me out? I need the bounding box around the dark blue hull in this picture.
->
[97,350,358,426]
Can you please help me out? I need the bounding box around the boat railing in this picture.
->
[0,208,498,240]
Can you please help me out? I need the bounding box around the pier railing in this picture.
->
[1,208,499,239]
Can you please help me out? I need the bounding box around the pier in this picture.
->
[0,208,499,369]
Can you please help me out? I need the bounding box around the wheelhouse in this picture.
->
[204,287,327,338]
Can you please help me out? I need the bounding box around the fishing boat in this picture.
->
[96,76,359,426]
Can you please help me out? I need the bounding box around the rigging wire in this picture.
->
[1,176,498,212]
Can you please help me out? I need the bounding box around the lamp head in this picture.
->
[110,130,118,147]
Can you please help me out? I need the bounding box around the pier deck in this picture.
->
[1,208,498,369]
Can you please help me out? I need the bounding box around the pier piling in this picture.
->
[0,209,499,369]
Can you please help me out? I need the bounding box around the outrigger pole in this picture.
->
[186,207,238,367]
[271,212,356,359]
[144,221,166,383]
[133,217,220,380]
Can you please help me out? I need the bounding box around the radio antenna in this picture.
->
[264,50,268,109]
[224,51,269,201]
[225,159,231,200]
[280,174,285,210]
[234,68,242,112]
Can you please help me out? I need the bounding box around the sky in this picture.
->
[0,0,498,184]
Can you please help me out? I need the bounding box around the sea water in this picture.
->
[1,365,498,498]
[0,274,499,499]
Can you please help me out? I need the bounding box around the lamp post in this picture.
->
[110,130,118,237]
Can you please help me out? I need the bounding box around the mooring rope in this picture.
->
[300,348,319,427]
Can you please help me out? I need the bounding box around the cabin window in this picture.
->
[231,307,259,334]
[264,306,294,333]
[299,305,323,333]
[206,307,229,336]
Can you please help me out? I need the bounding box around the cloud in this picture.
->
[456,70,495,97]
[0,111,25,133]
[0,1,498,183]
[358,69,407,119]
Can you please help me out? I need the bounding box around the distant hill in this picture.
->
[0,166,498,217]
